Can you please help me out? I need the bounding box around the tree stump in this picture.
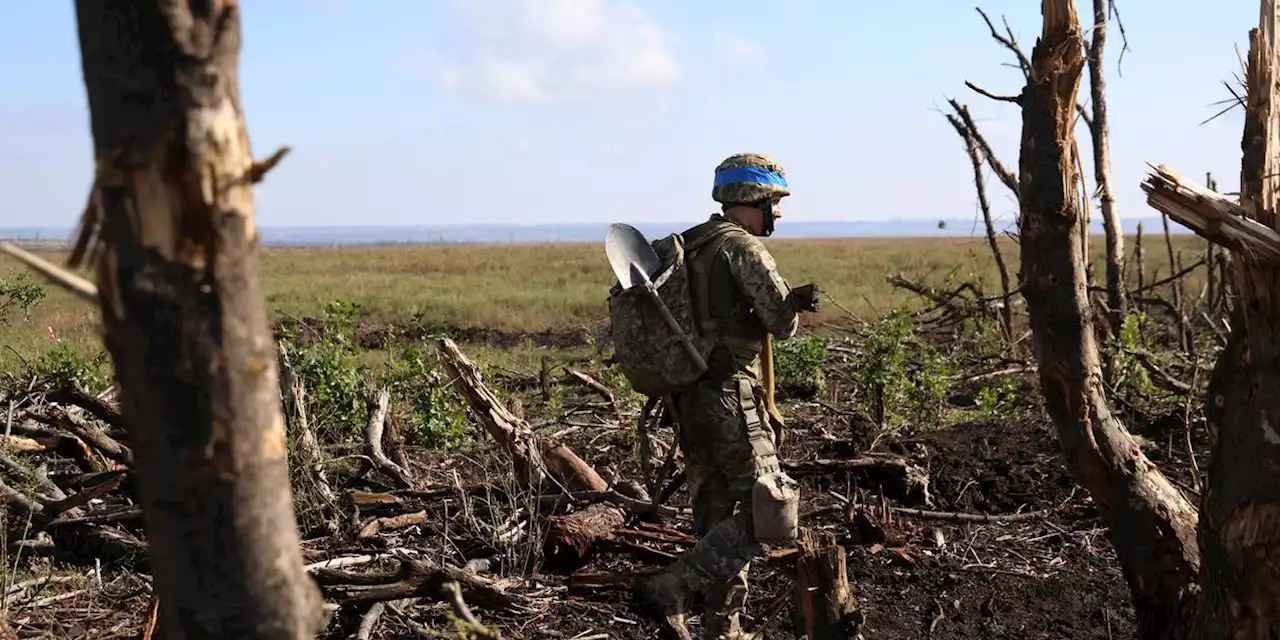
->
[793,528,863,639]
[544,502,628,572]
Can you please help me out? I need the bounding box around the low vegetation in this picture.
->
[0,228,1214,638]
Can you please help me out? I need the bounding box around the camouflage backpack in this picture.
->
[608,225,742,397]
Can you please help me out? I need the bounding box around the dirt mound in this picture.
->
[916,418,1080,513]
[355,324,594,351]
[274,315,598,351]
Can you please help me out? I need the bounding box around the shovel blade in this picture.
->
[606,223,661,289]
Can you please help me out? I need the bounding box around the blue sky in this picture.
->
[0,0,1257,228]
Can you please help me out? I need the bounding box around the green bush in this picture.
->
[849,309,951,431]
[381,345,469,450]
[0,272,44,326]
[975,378,1024,418]
[282,301,369,431]
[281,300,469,450]
[32,343,111,394]
[774,335,828,399]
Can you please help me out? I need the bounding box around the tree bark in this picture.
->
[1086,0,1127,338]
[1016,2,1200,637]
[68,2,326,637]
[543,502,629,572]
[792,528,863,639]
[1192,4,1280,634]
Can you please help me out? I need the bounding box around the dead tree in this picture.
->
[65,2,326,638]
[1140,0,1280,630]
[1015,2,1201,637]
[944,103,1015,343]
[1084,0,1128,337]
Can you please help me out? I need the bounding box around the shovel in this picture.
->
[605,224,708,373]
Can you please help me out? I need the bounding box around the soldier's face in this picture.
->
[729,199,783,235]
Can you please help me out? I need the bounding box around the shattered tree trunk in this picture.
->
[1016,2,1200,637]
[1145,3,1280,634]
[1085,0,1126,336]
[68,1,326,638]
[793,529,862,639]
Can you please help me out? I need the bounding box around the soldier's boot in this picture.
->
[702,566,750,640]
[631,571,694,640]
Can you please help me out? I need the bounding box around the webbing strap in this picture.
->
[685,225,743,337]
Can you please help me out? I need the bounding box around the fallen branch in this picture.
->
[782,456,931,504]
[363,388,413,490]
[357,511,429,540]
[44,472,124,516]
[320,553,528,613]
[0,242,98,303]
[543,502,629,572]
[565,369,616,407]
[278,345,340,533]
[39,407,132,466]
[355,602,385,640]
[438,339,550,488]
[45,382,124,431]
[889,506,1054,523]
[442,581,501,638]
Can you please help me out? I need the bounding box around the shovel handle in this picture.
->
[643,284,708,372]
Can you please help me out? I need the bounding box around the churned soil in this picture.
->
[395,414,1140,640]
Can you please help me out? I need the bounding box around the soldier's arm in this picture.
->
[724,237,799,340]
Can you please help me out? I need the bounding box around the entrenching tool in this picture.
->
[604,223,707,373]
[605,223,662,289]
[761,334,786,447]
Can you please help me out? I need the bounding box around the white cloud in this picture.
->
[434,0,682,104]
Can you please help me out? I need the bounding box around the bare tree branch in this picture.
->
[977,7,1032,79]
[948,99,1020,197]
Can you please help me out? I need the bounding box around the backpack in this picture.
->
[607,224,742,398]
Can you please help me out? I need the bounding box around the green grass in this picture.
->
[0,233,1209,372]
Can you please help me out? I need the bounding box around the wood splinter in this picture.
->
[246,145,291,184]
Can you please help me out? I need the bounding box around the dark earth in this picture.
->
[320,400,1163,639]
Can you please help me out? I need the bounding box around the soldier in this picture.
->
[632,153,820,639]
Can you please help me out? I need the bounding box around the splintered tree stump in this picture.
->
[543,502,628,572]
[794,528,863,640]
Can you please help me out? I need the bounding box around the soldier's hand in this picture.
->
[788,283,821,313]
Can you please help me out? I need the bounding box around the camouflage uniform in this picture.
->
[634,154,800,640]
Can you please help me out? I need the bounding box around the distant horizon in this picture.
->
[0,215,1195,248]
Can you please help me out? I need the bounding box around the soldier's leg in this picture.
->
[631,384,734,639]
[672,378,780,638]
[676,387,734,537]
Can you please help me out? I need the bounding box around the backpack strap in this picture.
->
[684,225,746,338]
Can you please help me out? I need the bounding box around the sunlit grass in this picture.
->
[0,233,1205,371]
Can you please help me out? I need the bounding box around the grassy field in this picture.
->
[0,233,1207,372]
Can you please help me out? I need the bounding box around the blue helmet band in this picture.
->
[712,165,789,189]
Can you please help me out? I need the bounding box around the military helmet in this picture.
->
[711,153,790,205]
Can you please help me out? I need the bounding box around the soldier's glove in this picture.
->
[787,283,821,313]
